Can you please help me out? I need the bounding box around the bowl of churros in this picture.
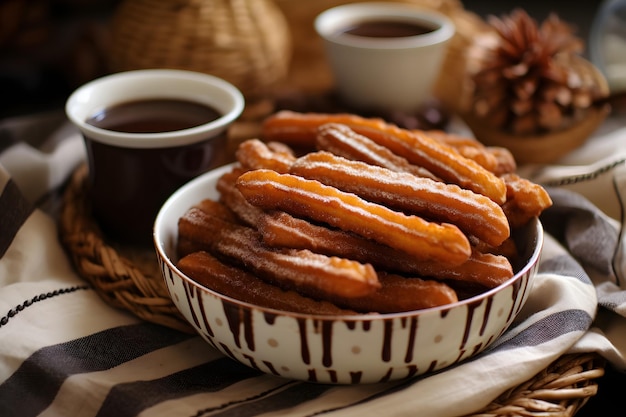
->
[154,111,550,384]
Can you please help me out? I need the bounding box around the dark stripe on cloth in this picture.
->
[540,254,591,285]
[204,380,334,417]
[612,165,626,287]
[490,309,593,350]
[0,178,34,258]
[0,323,193,417]
[96,357,266,417]
[341,309,594,409]
[542,187,618,278]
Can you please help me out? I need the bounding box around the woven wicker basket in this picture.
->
[59,164,193,333]
[107,0,292,99]
[59,163,604,415]
[466,353,604,417]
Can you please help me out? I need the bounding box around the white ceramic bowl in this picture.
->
[154,164,543,384]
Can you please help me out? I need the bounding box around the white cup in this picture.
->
[315,2,455,113]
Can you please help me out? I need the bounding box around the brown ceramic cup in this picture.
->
[65,69,244,246]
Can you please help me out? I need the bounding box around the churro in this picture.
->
[178,202,381,300]
[177,200,237,258]
[258,211,513,288]
[262,110,389,147]
[216,167,264,226]
[178,251,356,315]
[289,151,510,246]
[235,138,296,173]
[425,130,517,175]
[501,173,553,228]
[352,125,507,204]
[262,111,507,203]
[216,226,380,300]
[316,123,439,180]
[236,169,472,265]
[332,272,459,313]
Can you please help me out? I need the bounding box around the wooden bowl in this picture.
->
[460,56,611,165]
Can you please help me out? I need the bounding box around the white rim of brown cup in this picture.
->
[314,2,455,49]
[65,69,245,149]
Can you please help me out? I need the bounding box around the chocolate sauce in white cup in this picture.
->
[315,2,455,113]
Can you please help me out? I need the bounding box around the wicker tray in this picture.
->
[58,163,605,416]
[59,163,193,333]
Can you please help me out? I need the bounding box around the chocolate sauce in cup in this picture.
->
[65,69,245,246]
[339,20,436,38]
[315,2,455,113]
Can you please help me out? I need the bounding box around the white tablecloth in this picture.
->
[1,111,625,417]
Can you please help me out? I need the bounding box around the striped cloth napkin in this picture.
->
[0,112,624,417]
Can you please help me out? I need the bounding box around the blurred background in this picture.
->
[0,0,607,119]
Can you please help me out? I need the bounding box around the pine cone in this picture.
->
[464,9,606,136]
